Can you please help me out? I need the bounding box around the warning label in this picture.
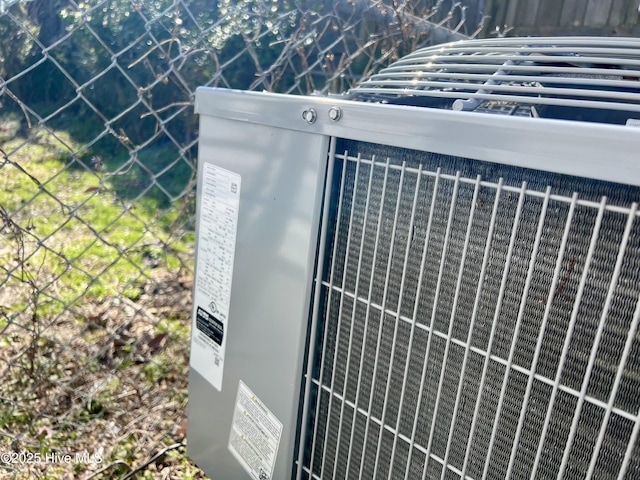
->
[190,163,241,391]
[228,381,283,480]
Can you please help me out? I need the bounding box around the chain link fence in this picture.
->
[0,1,481,478]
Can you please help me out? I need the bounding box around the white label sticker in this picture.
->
[228,381,283,480]
[190,163,241,391]
[626,118,640,128]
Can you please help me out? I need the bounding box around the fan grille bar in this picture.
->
[350,37,640,122]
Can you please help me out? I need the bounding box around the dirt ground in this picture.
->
[0,270,208,479]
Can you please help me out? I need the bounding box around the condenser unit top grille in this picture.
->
[350,37,640,125]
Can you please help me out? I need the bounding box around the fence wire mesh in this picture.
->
[0,0,481,478]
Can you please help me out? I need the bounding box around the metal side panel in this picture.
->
[187,113,329,479]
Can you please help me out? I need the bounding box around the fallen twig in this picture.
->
[83,460,131,480]
[119,442,185,480]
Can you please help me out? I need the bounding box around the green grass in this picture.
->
[0,121,194,315]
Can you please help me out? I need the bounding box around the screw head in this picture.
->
[328,106,342,121]
[302,109,317,124]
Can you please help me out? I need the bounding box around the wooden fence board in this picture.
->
[485,0,512,31]
[609,0,629,26]
[585,0,614,26]
[516,0,541,26]
[624,0,640,25]
[560,0,589,26]
[504,0,521,26]
[537,0,564,27]
[481,0,640,36]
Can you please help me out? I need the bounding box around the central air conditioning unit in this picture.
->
[187,37,640,479]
